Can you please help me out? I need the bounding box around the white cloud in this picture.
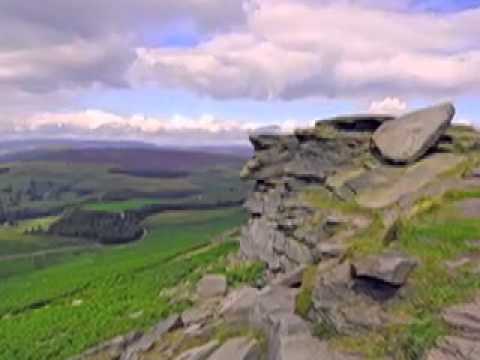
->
[368,97,408,115]
[131,0,480,101]
[453,117,473,126]
[10,110,307,144]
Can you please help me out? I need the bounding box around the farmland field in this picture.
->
[0,208,247,360]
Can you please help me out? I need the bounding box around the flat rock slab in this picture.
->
[356,153,464,209]
[442,296,480,336]
[427,296,480,359]
[352,253,417,286]
[457,198,480,218]
[197,275,227,299]
[372,102,455,164]
[426,336,480,360]
[275,335,363,360]
[208,337,261,360]
[220,287,259,324]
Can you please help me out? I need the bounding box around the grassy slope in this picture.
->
[0,217,81,256]
[334,190,480,359]
[0,208,246,360]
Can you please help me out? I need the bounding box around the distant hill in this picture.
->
[0,138,158,157]
[0,147,248,172]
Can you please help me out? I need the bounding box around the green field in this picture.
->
[0,216,82,257]
[0,208,247,360]
[84,198,171,212]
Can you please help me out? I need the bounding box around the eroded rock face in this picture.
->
[240,116,380,272]
[372,102,455,164]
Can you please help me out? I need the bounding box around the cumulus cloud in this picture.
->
[368,97,408,115]
[0,36,134,94]
[9,110,307,145]
[0,0,247,99]
[131,0,480,100]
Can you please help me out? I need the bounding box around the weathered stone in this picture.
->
[269,312,365,360]
[442,297,480,338]
[174,340,220,360]
[284,239,314,265]
[315,242,349,260]
[240,217,284,271]
[272,333,363,360]
[181,307,212,327]
[356,153,464,209]
[271,266,306,288]
[196,274,227,299]
[311,261,391,334]
[208,337,261,360]
[251,286,298,334]
[426,336,480,360]
[372,102,455,164]
[220,287,259,324]
[427,297,480,359]
[74,331,143,360]
[352,253,417,286]
[120,314,182,360]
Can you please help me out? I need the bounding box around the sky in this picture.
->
[1,0,480,144]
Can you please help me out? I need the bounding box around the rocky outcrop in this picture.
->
[372,102,455,164]
[239,103,464,273]
[240,116,381,272]
[238,102,480,355]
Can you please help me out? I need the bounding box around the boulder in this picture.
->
[372,102,455,164]
[351,253,417,286]
[174,340,220,360]
[208,337,261,360]
[196,275,227,299]
[311,261,389,334]
[220,287,259,324]
[251,286,298,334]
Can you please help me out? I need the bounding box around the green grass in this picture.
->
[295,265,318,318]
[336,194,480,359]
[0,208,246,360]
[0,217,81,257]
[83,198,168,212]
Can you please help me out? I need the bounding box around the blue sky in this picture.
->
[1,0,479,143]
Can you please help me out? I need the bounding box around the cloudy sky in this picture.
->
[1,0,480,144]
